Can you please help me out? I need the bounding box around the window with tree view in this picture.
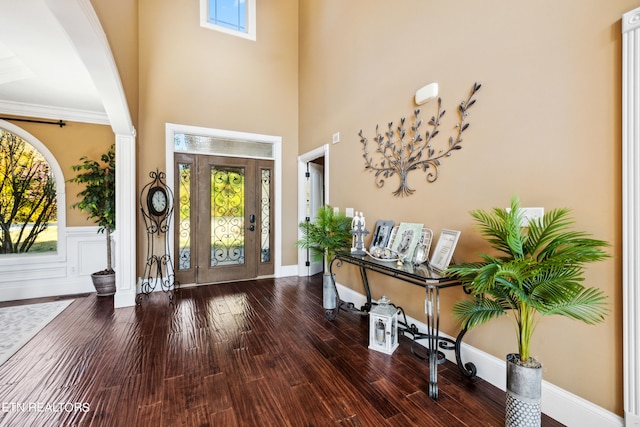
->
[0,129,57,254]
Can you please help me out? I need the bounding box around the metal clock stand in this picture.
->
[137,169,179,304]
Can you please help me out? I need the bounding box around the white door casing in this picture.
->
[297,145,329,276]
[622,6,640,425]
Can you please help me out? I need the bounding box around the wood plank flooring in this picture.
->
[0,275,564,426]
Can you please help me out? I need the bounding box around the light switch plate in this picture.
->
[507,207,544,227]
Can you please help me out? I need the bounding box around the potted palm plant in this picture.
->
[68,145,116,296]
[447,196,610,427]
[296,205,352,309]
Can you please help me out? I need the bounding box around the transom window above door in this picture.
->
[200,0,256,41]
[174,133,273,159]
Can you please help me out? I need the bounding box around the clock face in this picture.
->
[147,187,168,216]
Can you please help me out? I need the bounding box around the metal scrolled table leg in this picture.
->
[425,286,440,399]
[359,266,372,312]
[454,328,477,377]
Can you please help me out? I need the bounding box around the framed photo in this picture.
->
[430,229,461,272]
[391,222,424,261]
[412,228,434,264]
[369,220,395,252]
[386,226,398,250]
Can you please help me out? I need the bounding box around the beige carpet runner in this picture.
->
[0,300,73,366]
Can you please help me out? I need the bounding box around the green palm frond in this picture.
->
[295,205,352,273]
[469,204,525,257]
[528,265,584,302]
[542,287,610,324]
[446,261,490,282]
[524,207,572,257]
[446,196,611,362]
[452,297,507,330]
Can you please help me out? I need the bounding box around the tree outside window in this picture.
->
[0,129,57,254]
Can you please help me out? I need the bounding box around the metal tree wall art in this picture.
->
[359,82,481,197]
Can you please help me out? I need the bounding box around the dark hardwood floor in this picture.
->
[0,275,564,426]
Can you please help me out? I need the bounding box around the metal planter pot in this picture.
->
[505,353,542,427]
[91,271,116,296]
[322,273,337,310]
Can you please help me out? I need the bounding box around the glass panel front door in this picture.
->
[174,154,273,284]
[210,165,245,267]
[177,160,192,271]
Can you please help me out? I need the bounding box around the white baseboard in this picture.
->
[278,263,299,277]
[114,289,136,308]
[625,411,640,426]
[335,282,624,427]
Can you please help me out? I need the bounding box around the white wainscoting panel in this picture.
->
[0,226,108,301]
[77,240,108,276]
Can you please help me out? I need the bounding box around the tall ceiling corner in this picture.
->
[0,0,133,135]
[44,0,134,136]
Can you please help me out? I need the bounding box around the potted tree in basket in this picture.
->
[447,196,610,427]
[296,205,352,310]
[68,145,116,296]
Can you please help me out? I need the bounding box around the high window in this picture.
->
[0,128,57,255]
[200,0,256,41]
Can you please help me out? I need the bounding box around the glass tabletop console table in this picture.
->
[328,252,476,399]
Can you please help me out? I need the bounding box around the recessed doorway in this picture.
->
[165,123,281,286]
[297,145,329,276]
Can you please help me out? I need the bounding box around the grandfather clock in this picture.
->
[137,169,178,303]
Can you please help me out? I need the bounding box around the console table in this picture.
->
[328,252,476,399]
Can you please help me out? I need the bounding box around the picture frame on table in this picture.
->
[391,222,424,262]
[369,220,395,252]
[430,229,461,272]
[412,228,434,264]
[386,226,398,250]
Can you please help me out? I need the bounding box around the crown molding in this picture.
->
[0,100,109,125]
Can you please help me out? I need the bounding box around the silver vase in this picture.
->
[322,273,337,309]
[505,353,542,427]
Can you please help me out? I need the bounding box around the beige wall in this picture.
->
[137,0,299,271]
[91,0,139,126]
[13,0,630,416]
[299,0,632,415]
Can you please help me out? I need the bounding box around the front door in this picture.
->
[174,153,274,284]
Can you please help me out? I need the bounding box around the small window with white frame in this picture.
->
[200,0,256,41]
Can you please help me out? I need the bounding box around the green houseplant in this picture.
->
[447,196,610,426]
[68,145,116,296]
[296,205,352,309]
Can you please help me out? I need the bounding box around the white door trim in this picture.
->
[622,7,640,424]
[165,123,283,281]
[297,144,330,276]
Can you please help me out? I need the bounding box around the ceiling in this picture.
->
[0,0,107,123]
